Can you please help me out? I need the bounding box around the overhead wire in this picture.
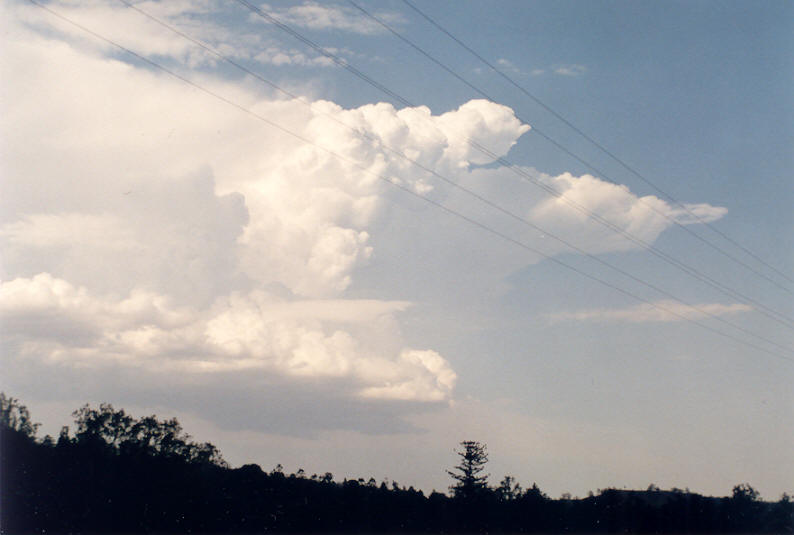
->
[112,0,794,357]
[364,0,793,294]
[401,0,794,288]
[236,0,794,330]
[348,1,794,298]
[23,0,794,363]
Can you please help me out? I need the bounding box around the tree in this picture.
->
[72,403,133,448]
[767,493,794,533]
[730,483,762,531]
[497,475,522,502]
[71,402,226,466]
[732,483,760,502]
[447,440,489,500]
[0,393,39,438]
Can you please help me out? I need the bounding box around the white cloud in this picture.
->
[10,0,263,67]
[526,172,727,254]
[9,0,352,73]
[253,46,335,67]
[229,98,529,296]
[260,2,405,35]
[434,100,531,167]
[1,10,466,409]
[0,275,455,402]
[0,6,729,431]
[1,15,533,305]
[667,203,728,225]
[547,300,753,323]
[0,273,193,349]
[1,212,135,250]
[520,65,585,77]
[553,64,587,76]
[496,58,522,74]
[0,171,248,305]
[359,350,457,402]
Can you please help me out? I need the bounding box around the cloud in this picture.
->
[358,349,457,402]
[496,58,522,74]
[1,10,471,417]
[0,170,248,305]
[0,273,193,350]
[230,98,529,296]
[253,46,334,67]
[525,172,727,254]
[667,203,728,225]
[434,100,531,167]
[0,275,455,403]
[553,64,587,76]
[10,0,263,67]
[546,300,753,323]
[252,45,365,68]
[0,5,728,434]
[9,1,359,72]
[1,212,135,250]
[430,166,727,273]
[516,65,585,77]
[260,2,405,35]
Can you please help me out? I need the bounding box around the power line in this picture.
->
[401,0,794,288]
[234,0,794,329]
[237,0,794,330]
[349,1,793,297]
[23,0,794,363]
[115,0,794,356]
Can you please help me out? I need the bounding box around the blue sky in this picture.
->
[1,0,792,498]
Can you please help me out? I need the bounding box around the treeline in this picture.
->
[1,393,792,533]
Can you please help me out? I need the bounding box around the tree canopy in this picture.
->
[447,440,489,500]
[1,393,791,534]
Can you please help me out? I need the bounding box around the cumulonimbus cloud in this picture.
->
[0,4,728,423]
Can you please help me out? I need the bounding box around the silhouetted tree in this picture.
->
[733,482,760,502]
[447,440,489,500]
[3,394,789,534]
[496,474,522,501]
[447,440,492,531]
[0,393,39,438]
[729,483,762,532]
[70,402,226,467]
[767,493,794,533]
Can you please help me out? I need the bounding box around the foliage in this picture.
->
[1,393,791,534]
[71,402,226,466]
[733,482,760,502]
[447,440,489,500]
[0,393,39,438]
[496,474,522,501]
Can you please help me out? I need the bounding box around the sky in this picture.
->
[1,0,792,499]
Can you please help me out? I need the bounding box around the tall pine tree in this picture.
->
[447,440,489,500]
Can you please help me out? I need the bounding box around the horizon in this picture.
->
[3,392,788,503]
[4,392,783,501]
[1,0,792,501]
